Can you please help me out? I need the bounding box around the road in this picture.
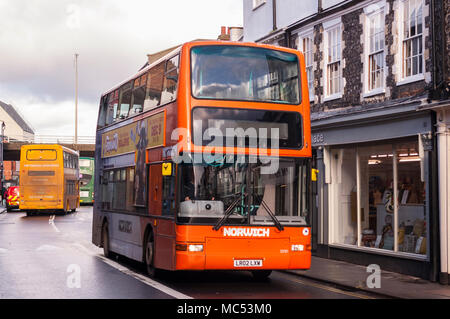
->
[0,206,381,299]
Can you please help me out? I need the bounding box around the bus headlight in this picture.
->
[291,244,304,251]
[188,244,204,252]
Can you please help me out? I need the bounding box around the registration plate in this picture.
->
[233,259,263,268]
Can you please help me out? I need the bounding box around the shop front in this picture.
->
[311,103,439,280]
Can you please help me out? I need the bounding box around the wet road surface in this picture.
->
[0,207,380,299]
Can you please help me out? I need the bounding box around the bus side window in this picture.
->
[97,94,109,128]
[125,167,135,212]
[144,62,164,111]
[130,74,146,115]
[118,82,132,120]
[161,55,179,105]
[63,152,68,168]
[105,90,119,125]
[162,163,176,216]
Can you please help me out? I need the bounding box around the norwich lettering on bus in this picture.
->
[223,227,270,237]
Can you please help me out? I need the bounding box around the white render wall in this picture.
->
[437,107,450,280]
[275,0,318,29]
[243,0,350,42]
[243,0,274,42]
[0,106,26,139]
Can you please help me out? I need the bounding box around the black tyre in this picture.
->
[144,232,159,278]
[102,222,114,259]
[251,270,272,280]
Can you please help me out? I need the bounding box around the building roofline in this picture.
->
[0,100,35,134]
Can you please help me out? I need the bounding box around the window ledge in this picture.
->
[323,93,343,102]
[396,74,424,87]
[363,88,385,98]
[252,1,266,11]
[329,243,428,261]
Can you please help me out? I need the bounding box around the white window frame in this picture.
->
[397,0,425,86]
[363,2,387,97]
[327,139,429,261]
[298,29,315,102]
[323,18,343,102]
[252,0,266,10]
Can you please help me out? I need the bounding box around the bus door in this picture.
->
[148,163,176,270]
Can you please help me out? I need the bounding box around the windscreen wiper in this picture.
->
[213,193,247,231]
[255,194,284,231]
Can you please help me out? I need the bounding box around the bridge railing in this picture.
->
[3,135,96,144]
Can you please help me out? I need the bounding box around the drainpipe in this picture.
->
[272,0,277,31]
[429,0,437,101]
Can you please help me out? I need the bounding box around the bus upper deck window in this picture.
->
[118,82,132,119]
[144,62,164,111]
[161,55,179,105]
[131,74,147,115]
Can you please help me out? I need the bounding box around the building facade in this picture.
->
[243,0,450,283]
[0,100,35,142]
[0,100,35,190]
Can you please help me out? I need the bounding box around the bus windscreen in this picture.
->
[191,45,300,104]
[26,149,57,161]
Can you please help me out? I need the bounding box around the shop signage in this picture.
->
[312,133,325,146]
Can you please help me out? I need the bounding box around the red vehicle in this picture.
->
[6,186,20,212]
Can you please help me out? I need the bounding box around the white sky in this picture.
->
[0,0,243,137]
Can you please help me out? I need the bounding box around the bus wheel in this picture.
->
[64,201,70,215]
[102,222,115,259]
[144,233,159,278]
[251,270,272,280]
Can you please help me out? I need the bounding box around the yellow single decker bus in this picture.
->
[19,144,80,216]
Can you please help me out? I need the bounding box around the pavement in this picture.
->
[288,256,450,299]
[0,202,6,213]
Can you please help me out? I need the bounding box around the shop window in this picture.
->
[329,139,427,256]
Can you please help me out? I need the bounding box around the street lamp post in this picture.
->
[74,53,79,145]
[0,121,5,201]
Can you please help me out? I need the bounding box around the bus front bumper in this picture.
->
[175,239,311,271]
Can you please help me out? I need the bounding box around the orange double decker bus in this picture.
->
[92,41,312,279]
[20,144,80,216]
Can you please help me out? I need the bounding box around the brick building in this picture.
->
[244,0,450,283]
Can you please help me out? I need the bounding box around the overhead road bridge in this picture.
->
[2,135,95,161]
